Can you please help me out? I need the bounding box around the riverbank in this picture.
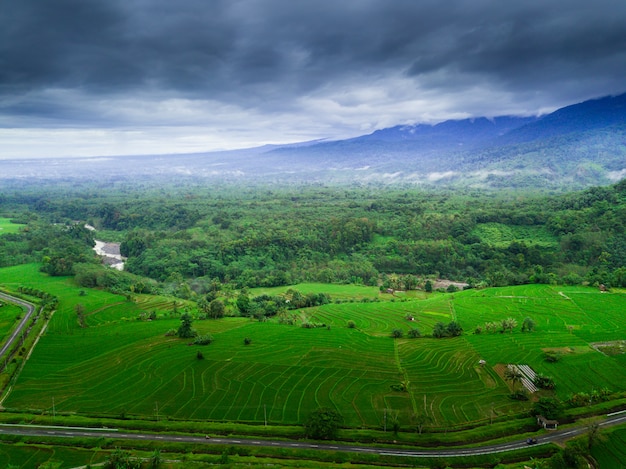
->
[93,240,125,270]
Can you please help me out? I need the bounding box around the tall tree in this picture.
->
[504,366,523,391]
[304,408,344,440]
[432,322,446,338]
[177,313,196,338]
[209,299,225,319]
[521,317,535,332]
[446,321,463,337]
[502,317,518,333]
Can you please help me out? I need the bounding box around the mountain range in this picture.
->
[2,93,626,191]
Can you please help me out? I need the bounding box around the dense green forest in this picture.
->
[1,179,625,299]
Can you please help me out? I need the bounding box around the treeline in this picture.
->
[1,179,625,291]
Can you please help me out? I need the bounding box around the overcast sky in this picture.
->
[2,0,626,158]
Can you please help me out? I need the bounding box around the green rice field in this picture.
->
[591,426,626,468]
[0,443,107,469]
[1,264,625,429]
[0,218,24,235]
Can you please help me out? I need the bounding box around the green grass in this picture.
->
[0,218,25,235]
[472,223,557,247]
[0,302,23,345]
[2,265,625,432]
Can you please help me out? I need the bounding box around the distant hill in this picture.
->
[350,116,537,147]
[500,92,626,144]
[261,92,626,189]
[1,93,625,191]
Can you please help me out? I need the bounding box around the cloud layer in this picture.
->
[2,0,626,157]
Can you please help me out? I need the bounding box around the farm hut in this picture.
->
[478,359,486,367]
[537,415,558,430]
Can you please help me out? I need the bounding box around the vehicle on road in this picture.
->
[526,437,538,445]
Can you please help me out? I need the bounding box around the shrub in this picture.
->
[509,389,529,401]
[521,317,535,332]
[302,321,326,329]
[544,351,561,362]
[391,328,403,339]
[433,322,446,338]
[244,337,252,345]
[568,392,590,407]
[347,320,356,329]
[407,328,421,338]
[534,374,556,389]
[446,321,463,337]
[432,321,463,338]
[193,334,213,345]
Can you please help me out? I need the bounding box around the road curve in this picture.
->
[0,412,624,459]
[0,292,36,359]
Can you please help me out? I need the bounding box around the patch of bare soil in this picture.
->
[433,279,469,290]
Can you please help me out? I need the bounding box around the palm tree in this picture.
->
[502,317,518,333]
[149,449,162,468]
[504,365,523,390]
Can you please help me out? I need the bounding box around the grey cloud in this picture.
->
[1,0,626,151]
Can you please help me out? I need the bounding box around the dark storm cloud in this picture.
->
[1,0,626,156]
[3,0,623,94]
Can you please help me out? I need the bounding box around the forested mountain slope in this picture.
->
[1,94,625,191]
[266,92,626,188]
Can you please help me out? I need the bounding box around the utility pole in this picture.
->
[264,404,267,428]
[155,401,159,422]
[52,397,55,419]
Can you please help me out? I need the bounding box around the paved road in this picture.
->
[0,412,624,459]
[0,292,36,359]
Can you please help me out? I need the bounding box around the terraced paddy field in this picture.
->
[1,264,625,429]
[591,426,626,468]
[0,443,107,469]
